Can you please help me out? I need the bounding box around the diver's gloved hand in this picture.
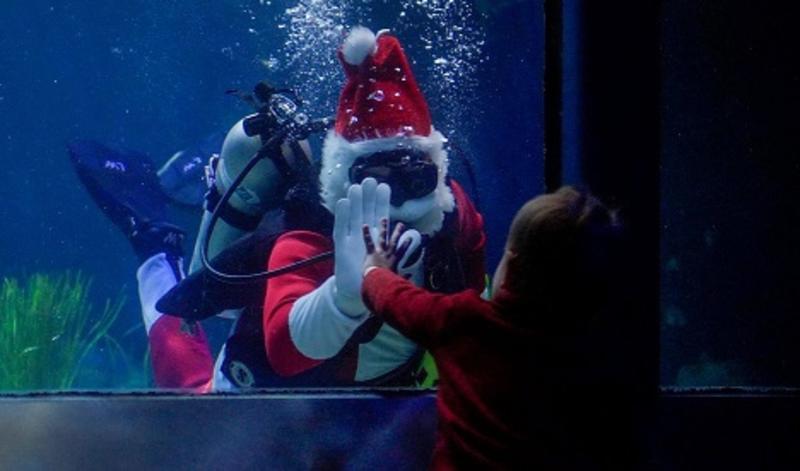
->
[333,178,390,316]
[130,220,186,262]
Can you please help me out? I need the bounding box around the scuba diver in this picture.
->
[245,27,485,387]
[70,27,486,391]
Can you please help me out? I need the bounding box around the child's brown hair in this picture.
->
[503,186,620,324]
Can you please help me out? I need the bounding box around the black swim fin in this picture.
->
[68,139,184,260]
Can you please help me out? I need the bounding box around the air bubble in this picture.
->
[278,0,348,114]
[277,0,486,140]
[367,90,385,101]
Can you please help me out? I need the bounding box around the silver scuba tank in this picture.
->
[187,116,311,275]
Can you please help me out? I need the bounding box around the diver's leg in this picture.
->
[137,253,214,392]
[68,140,215,390]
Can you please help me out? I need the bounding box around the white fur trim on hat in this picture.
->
[320,129,455,235]
[342,27,378,66]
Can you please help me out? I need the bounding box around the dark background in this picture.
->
[660,0,800,386]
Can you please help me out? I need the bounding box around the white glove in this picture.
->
[333,177,391,316]
[396,229,424,285]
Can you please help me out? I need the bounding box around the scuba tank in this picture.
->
[156,82,333,320]
[186,116,312,275]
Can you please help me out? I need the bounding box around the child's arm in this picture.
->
[362,267,458,349]
[361,219,460,348]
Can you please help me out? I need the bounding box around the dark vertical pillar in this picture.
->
[564,0,661,467]
[544,0,563,192]
[577,0,661,392]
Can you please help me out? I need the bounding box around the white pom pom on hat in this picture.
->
[341,26,380,65]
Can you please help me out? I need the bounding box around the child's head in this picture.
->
[493,186,620,320]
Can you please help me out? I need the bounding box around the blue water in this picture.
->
[0,0,542,388]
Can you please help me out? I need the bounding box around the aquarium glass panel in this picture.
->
[661,1,800,386]
[0,0,543,392]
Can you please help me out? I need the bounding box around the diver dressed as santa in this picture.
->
[253,27,486,386]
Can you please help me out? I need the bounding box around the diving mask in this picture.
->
[349,149,438,206]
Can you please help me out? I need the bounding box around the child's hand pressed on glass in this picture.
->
[362,218,410,273]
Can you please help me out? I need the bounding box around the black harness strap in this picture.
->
[204,185,262,232]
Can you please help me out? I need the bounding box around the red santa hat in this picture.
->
[320,27,455,234]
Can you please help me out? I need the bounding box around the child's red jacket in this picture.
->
[363,269,546,470]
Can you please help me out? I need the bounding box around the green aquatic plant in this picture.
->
[0,272,125,391]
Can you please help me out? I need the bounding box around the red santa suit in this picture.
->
[136,253,214,392]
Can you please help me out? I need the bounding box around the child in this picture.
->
[361,186,621,470]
